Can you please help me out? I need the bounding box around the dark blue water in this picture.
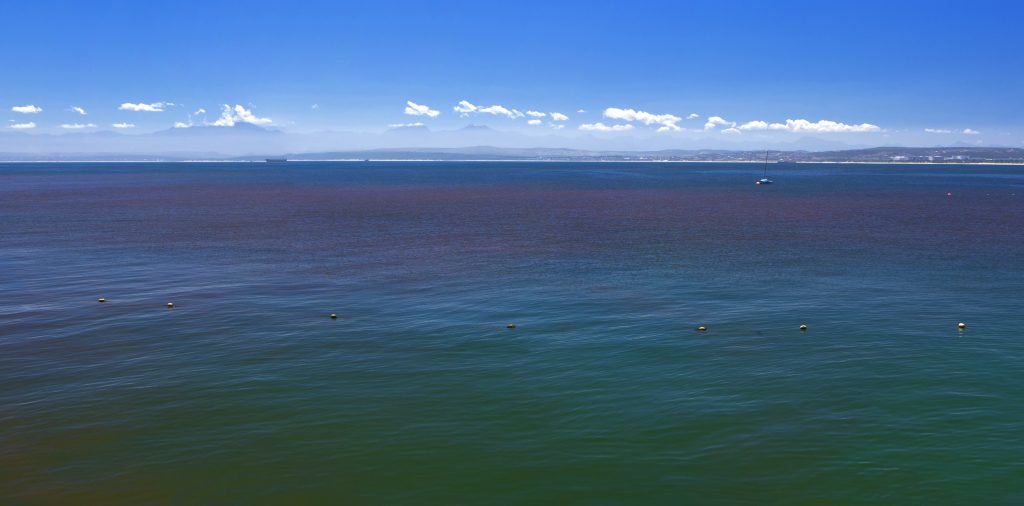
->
[2,162,1023,504]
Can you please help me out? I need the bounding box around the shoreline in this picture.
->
[1,159,1024,165]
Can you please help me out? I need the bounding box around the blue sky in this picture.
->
[2,0,1021,147]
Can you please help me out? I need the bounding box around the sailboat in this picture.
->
[756,150,773,185]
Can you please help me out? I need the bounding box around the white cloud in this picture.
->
[738,120,769,131]
[687,113,699,119]
[963,128,980,135]
[71,106,87,115]
[550,112,569,121]
[404,100,440,117]
[453,100,527,119]
[174,122,191,128]
[550,123,565,130]
[388,122,425,128]
[12,105,42,114]
[311,104,319,110]
[924,128,952,134]
[576,109,586,113]
[454,100,478,115]
[767,119,880,133]
[211,104,272,126]
[526,110,546,118]
[527,119,542,125]
[119,102,173,112]
[735,118,881,133]
[604,107,681,132]
[579,122,634,132]
[9,122,36,129]
[721,127,741,135]
[194,108,206,115]
[478,105,523,118]
[704,116,735,130]
[112,123,136,128]
[60,123,97,129]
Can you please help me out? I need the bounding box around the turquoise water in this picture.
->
[2,162,1023,504]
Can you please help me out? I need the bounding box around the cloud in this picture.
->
[738,120,769,131]
[721,127,741,135]
[9,122,36,129]
[576,109,586,113]
[112,123,136,128]
[767,119,880,133]
[526,110,546,118]
[174,122,191,128]
[604,107,681,132]
[550,112,569,121]
[527,119,542,125]
[453,100,478,115]
[404,100,440,117]
[12,105,42,114]
[579,122,634,132]
[453,100,524,119]
[71,106,87,115]
[478,105,524,118]
[924,128,952,134]
[963,128,980,135]
[119,102,173,112]
[735,118,880,133]
[194,108,206,115]
[704,116,735,130]
[311,104,319,110]
[550,123,565,130]
[60,123,97,129]
[388,122,425,128]
[211,104,272,126]
[687,113,700,119]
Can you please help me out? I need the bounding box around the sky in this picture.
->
[1,0,1022,149]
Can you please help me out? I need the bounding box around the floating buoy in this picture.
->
[330,313,337,320]
[799,324,807,331]
[697,326,707,332]
[958,322,966,330]
[98,298,106,303]
[506,323,516,329]
[166,302,174,309]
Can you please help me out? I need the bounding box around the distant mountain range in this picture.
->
[0,123,1022,163]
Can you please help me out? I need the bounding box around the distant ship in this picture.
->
[265,158,288,163]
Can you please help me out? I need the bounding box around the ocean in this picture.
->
[2,161,1023,504]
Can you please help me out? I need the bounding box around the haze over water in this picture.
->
[2,161,1023,504]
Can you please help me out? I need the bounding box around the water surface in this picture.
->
[2,162,1023,504]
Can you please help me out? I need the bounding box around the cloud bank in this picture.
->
[735,118,880,133]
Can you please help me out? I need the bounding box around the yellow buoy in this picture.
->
[166,302,174,309]
[506,323,516,329]
[697,326,707,332]
[800,324,807,331]
[330,313,337,320]
[958,322,966,330]
[98,298,106,303]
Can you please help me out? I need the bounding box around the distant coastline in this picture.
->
[2,146,1024,164]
